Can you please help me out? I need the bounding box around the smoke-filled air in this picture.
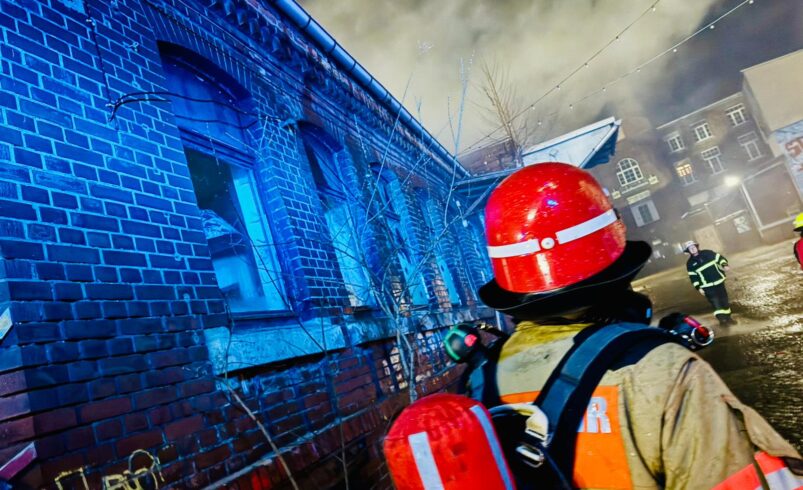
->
[299,0,803,153]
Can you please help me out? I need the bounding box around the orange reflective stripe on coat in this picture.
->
[500,386,633,489]
[712,452,803,490]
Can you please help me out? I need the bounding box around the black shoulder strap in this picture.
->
[533,323,678,485]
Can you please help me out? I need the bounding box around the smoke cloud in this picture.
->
[298,0,803,153]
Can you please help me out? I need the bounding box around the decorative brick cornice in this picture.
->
[197,0,459,180]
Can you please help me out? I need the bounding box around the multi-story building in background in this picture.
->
[654,92,779,253]
[590,72,802,273]
[742,49,803,237]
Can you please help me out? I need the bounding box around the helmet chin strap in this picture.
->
[513,289,652,326]
[579,290,653,326]
[513,307,594,326]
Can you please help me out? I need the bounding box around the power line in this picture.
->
[460,0,662,155]
[531,0,758,137]
[460,0,756,156]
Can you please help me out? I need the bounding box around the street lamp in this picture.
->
[725,174,765,239]
[724,175,741,187]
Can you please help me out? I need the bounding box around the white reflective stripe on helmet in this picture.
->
[555,209,617,245]
[486,209,617,259]
[469,406,515,490]
[487,239,541,258]
[407,432,445,489]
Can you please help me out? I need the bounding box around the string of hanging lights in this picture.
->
[459,0,758,156]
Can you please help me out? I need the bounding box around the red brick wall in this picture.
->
[0,0,485,488]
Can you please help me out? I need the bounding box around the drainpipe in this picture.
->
[270,0,468,179]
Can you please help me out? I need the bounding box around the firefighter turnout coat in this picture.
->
[686,249,728,292]
[495,322,803,490]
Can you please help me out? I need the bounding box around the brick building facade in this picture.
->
[587,91,800,274]
[0,0,491,488]
[655,92,794,250]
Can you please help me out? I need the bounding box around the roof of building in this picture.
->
[741,49,803,133]
[520,117,621,169]
[655,93,742,130]
[454,117,621,215]
[459,139,518,174]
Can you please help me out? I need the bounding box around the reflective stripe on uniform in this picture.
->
[700,277,725,289]
[714,308,732,316]
[694,259,726,288]
[712,452,803,490]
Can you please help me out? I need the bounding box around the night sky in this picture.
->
[298,0,803,153]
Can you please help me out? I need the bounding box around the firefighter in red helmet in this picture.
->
[478,163,801,489]
[794,212,803,269]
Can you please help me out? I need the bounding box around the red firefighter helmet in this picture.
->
[384,393,515,490]
[479,163,651,316]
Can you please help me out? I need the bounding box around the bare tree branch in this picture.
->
[477,58,537,165]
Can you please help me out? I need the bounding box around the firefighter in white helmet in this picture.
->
[683,240,736,326]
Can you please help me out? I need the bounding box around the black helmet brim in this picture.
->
[478,240,652,319]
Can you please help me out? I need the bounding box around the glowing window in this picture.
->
[675,161,696,185]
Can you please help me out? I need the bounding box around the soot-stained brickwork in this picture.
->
[0,0,492,488]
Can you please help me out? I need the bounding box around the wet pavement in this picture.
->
[633,239,803,452]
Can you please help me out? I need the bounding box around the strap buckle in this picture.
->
[517,406,550,468]
[516,441,545,468]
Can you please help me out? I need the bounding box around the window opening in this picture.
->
[700,147,724,174]
[693,122,713,142]
[675,161,696,185]
[160,46,286,314]
[616,158,644,186]
[303,135,374,308]
[667,134,684,152]
[372,166,428,306]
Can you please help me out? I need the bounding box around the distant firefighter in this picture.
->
[683,241,736,326]
[794,213,803,270]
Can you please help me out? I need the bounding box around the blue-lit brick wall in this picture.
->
[0,0,492,488]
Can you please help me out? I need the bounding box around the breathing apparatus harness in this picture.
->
[443,310,713,489]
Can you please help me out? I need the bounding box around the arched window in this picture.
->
[616,158,644,186]
[159,45,286,313]
[371,164,428,306]
[300,126,374,307]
